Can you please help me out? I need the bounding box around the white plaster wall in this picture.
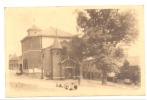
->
[42,37,54,49]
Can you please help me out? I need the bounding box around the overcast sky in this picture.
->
[5,7,77,56]
[5,6,144,58]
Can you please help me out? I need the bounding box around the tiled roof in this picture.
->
[22,26,72,42]
[9,57,18,60]
[42,27,72,37]
[51,38,62,49]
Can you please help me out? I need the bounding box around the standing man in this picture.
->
[78,77,81,85]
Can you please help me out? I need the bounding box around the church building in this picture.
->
[21,24,80,80]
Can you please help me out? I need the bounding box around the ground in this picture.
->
[6,70,144,97]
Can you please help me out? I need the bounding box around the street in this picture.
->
[6,70,143,97]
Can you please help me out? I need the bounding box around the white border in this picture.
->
[0,0,146,99]
[3,0,145,6]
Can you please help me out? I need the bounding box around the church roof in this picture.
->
[51,37,62,49]
[42,27,72,37]
[27,24,41,31]
[21,26,72,42]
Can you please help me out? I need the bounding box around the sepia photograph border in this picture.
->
[1,0,147,99]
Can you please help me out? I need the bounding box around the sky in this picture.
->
[4,6,144,58]
[5,7,77,56]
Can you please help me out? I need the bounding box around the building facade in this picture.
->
[81,57,102,80]
[21,25,80,80]
[81,57,118,82]
[9,55,22,70]
[117,58,141,84]
[9,57,18,70]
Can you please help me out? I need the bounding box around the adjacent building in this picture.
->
[9,54,22,70]
[117,56,141,84]
[81,57,102,80]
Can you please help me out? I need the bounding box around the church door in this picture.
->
[65,68,73,79]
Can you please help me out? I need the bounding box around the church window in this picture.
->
[63,46,67,55]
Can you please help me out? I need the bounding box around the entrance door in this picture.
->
[65,68,73,79]
[23,59,28,69]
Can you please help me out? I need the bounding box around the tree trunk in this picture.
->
[102,70,107,85]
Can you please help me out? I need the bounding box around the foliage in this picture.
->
[73,9,139,73]
[70,9,139,84]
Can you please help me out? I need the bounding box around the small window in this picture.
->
[63,46,67,55]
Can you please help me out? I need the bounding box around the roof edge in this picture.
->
[20,35,72,42]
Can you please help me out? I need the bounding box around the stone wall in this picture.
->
[51,49,62,80]
[22,51,41,69]
[22,36,41,53]
[42,48,52,79]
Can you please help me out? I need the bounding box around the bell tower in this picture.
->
[27,19,41,36]
[51,29,63,80]
[27,24,41,36]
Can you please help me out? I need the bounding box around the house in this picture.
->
[117,56,141,84]
[9,55,22,70]
[81,57,102,80]
[9,55,18,70]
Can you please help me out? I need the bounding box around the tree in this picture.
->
[70,35,84,62]
[72,9,139,85]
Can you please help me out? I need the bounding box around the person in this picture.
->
[19,64,23,74]
[78,77,81,85]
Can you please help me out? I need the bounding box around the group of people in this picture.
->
[56,77,81,90]
[56,82,78,90]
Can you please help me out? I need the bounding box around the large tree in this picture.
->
[71,9,139,85]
